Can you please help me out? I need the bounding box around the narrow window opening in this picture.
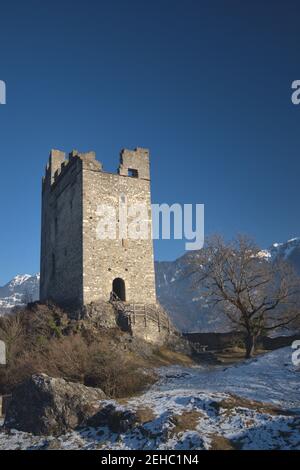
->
[128,168,138,178]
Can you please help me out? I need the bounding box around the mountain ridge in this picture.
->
[0,273,40,313]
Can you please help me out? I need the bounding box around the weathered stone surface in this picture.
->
[82,300,117,328]
[109,300,174,345]
[82,148,156,306]
[86,404,138,433]
[40,147,156,309]
[42,438,62,450]
[4,374,106,435]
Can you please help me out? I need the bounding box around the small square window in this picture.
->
[128,168,138,178]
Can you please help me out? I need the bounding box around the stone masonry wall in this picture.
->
[40,147,157,308]
[82,148,156,304]
[40,150,84,308]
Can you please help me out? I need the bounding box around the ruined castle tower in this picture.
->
[40,148,157,309]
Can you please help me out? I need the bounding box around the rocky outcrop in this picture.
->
[81,300,117,328]
[4,374,106,435]
[86,404,138,433]
[113,302,174,346]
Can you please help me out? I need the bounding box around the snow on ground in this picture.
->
[0,347,299,450]
[156,346,300,409]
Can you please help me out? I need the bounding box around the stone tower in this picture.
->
[40,148,157,309]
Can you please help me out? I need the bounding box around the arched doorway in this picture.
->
[112,278,126,301]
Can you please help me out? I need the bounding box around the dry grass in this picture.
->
[0,304,158,399]
[168,410,204,437]
[151,347,194,367]
[134,407,156,424]
[209,434,237,450]
[215,347,269,365]
[0,303,197,399]
[212,393,296,417]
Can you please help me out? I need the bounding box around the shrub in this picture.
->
[0,304,156,398]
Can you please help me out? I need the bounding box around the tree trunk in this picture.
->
[245,334,256,359]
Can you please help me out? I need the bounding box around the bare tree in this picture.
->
[189,235,300,358]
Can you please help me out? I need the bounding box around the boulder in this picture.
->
[81,301,117,328]
[4,374,106,435]
[86,404,138,433]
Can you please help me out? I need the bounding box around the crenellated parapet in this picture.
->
[118,147,150,180]
[43,147,150,191]
[42,149,103,189]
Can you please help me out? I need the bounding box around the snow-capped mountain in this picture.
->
[268,238,300,274]
[0,274,40,313]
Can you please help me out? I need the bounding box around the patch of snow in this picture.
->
[0,348,299,450]
[9,274,32,288]
[256,249,271,259]
[156,347,300,409]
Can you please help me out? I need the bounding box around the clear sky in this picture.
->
[1,0,300,285]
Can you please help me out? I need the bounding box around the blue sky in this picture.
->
[1,0,300,285]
